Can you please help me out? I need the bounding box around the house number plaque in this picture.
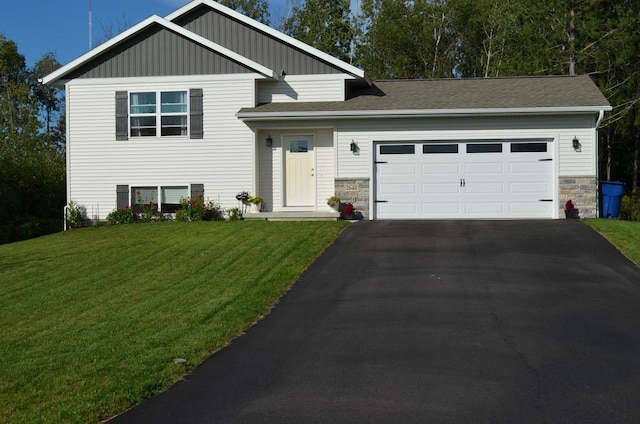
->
[344,184,359,192]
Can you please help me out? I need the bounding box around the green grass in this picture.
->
[584,219,640,266]
[0,221,348,424]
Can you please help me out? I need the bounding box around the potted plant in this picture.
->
[327,195,341,211]
[247,195,263,213]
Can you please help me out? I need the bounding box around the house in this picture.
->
[43,0,612,221]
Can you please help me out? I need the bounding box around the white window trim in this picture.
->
[129,90,190,138]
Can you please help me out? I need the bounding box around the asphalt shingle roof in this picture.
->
[238,75,610,115]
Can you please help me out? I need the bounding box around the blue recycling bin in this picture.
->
[601,181,625,218]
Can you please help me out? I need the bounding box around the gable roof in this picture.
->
[42,14,276,85]
[165,0,366,80]
[42,0,367,86]
[237,76,612,120]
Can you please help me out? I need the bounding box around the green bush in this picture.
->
[174,196,224,221]
[0,217,62,244]
[65,201,84,228]
[106,207,137,225]
[620,195,640,221]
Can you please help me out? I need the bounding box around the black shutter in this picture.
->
[190,88,203,139]
[115,91,128,140]
[191,184,204,199]
[116,185,129,209]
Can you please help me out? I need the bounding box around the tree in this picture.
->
[219,0,271,25]
[0,34,66,242]
[282,0,354,63]
[354,0,457,79]
[32,53,64,150]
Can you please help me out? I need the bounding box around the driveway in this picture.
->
[110,221,640,424]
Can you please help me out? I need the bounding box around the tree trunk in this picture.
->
[633,128,639,194]
[568,6,576,75]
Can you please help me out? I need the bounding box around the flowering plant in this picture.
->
[327,196,341,208]
[247,196,263,205]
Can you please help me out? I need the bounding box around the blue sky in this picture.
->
[0,0,295,67]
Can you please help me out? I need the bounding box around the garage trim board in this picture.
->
[374,139,556,219]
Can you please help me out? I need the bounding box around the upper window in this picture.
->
[130,91,188,137]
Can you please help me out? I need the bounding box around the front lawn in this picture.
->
[0,221,347,424]
[584,219,640,266]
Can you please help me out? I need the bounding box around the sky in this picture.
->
[0,0,294,68]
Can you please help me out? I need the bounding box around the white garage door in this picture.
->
[375,140,554,219]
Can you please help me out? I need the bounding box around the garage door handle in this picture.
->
[460,178,466,187]
[539,199,553,202]
[375,161,388,164]
[375,200,388,203]
[539,159,552,162]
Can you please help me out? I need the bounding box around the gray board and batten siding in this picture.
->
[173,4,344,76]
[65,5,346,80]
[65,23,254,79]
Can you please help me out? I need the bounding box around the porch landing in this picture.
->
[243,211,340,221]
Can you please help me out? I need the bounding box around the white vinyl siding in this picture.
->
[257,78,345,104]
[66,78,255,220]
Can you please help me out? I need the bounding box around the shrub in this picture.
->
[620,195,640,221]
[227,207,242,221]
[174,196,224,222]
[106,207,137,225]
[137,202,160,223]
[65,201,84,229]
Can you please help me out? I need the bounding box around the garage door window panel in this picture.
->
[467,144,502,153]
[511,143,547,153]
[423,144,458,154]
[380,145,415,155]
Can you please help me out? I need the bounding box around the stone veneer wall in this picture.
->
[559,176,598,218]
[335,178,370,219]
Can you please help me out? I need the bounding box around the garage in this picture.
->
[374,139,555,219]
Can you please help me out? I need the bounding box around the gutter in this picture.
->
[237,106,613,122]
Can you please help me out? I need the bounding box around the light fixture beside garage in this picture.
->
[350,140,359,154]
[572,136,581,151]
[266,135,273,147]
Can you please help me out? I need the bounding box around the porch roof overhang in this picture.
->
[237,76,612,123]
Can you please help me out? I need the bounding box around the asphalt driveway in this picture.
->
[110,220,640,424]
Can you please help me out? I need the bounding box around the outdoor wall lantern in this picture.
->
[266,135,273,147]
[350,140,359,153]
[572,136,580,151]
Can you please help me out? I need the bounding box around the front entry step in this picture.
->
[243,211,340,221]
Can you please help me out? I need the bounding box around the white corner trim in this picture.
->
[42,15,276,85]
[165,0,366,80]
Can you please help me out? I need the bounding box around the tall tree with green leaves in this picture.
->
[282,0,354,63]
[0,34,66,242]
[220,0,271,24]
[354,0,458,79]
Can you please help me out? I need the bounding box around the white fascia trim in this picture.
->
[237,106,613,121]
[42,15,276,85]
[277,74,357,82]
[64,73,268,87]
[165,0,367,81]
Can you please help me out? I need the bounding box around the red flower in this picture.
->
[344,203,354,215]
[565,200,575,211]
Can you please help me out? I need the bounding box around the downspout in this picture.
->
[595,109,605,217]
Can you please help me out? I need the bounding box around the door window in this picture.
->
[290,140,309,153]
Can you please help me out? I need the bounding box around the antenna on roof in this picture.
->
[89,0,93,50]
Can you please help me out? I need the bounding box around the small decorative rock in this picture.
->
[173,358,187,364]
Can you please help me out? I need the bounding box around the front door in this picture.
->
[285,136,314,207]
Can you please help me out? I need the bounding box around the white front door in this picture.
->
[285,136,314,207]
